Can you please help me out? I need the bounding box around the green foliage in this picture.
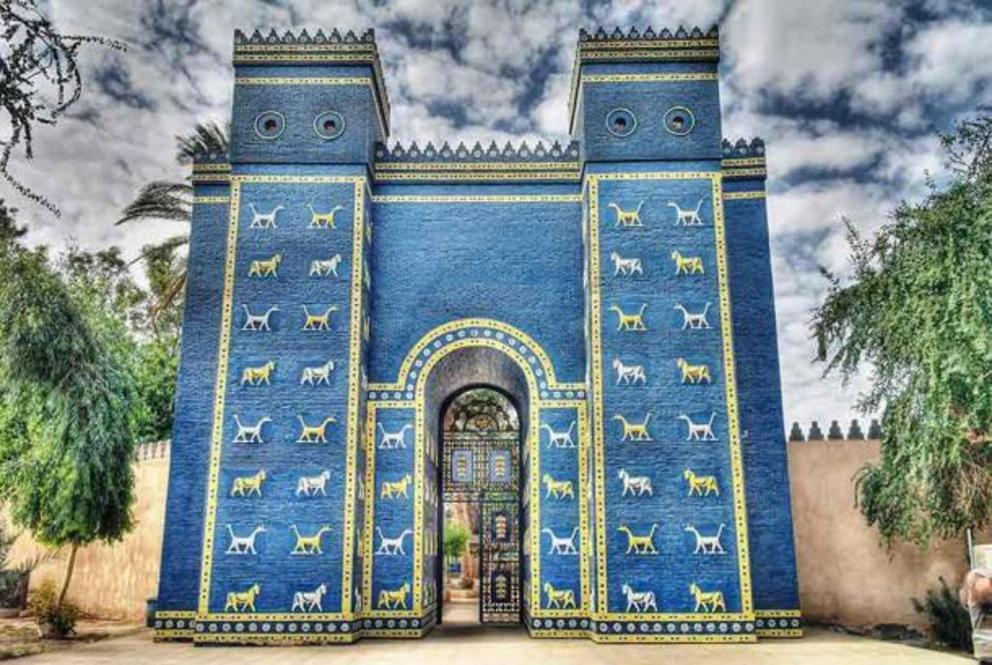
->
[132,333,179,442]
[27,581,79,637]
[812,116,992,544]
[912,577,972,651]
[0,249,136,548]
[443,522,470,560]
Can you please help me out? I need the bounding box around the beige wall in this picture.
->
[5,437,973,631]
[9,441,169,622]
[789,438,969,631]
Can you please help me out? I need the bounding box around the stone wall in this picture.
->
[9,441,169,622]
[787,423,969,632]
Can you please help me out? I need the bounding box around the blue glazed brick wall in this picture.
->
[724,183,801,615]
[588,168,748,617]
[368,188,585,385]
[156,186,230,613]
[204,176,364,616]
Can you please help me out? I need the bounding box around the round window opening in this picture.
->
[253,111,285,140]
[605,108,637,138]
[664,106,696,136]
[314,111,345,140]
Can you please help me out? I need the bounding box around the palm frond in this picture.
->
[116,182,192,226]
[176,121,230,163]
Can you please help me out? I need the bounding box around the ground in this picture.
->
[0,617,140,660]
[3,605,972,664]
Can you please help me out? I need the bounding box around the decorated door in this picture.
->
[442,389,522,624]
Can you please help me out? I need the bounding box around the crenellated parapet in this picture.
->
[374,140,580,163]
[722,138,766,181]
[234,27,375,45]
[788,419,883,442]
[372,140,581,182]
[578,25,719,42]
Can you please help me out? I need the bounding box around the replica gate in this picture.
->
[151,22,803,645]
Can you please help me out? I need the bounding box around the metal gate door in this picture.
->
[441,388,521,625]
[480,500,520,623]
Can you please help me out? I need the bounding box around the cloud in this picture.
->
[3,0,990,430]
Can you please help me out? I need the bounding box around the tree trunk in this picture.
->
[56,543,78,609]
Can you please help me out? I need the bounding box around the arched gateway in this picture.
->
[151,24,801,645]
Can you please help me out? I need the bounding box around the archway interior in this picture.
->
[425,346,528,627]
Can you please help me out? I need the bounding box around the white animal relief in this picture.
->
[375,527,413,555]
[309,254,343,278]
[378,423,412,449]
[685,524,726,554]
[669,197,706,226]
[612,358,646,386]
[291,584,327,612]
[678,413,717,441]
[232,415,271,443]
[295,470,331,497]
[248,203,283,229]
[226,525,265,555]
[674,303,711,330]
[617,469,653,497]
[622,583,658,612]
[241,305,278,332]
[610,251,643,277]
[542,421,576,448]
[541,527,579,555]
[300,360,335,386]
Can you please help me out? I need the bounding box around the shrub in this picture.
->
[913,576,972,652]
[27,581,79,638]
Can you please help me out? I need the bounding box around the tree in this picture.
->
[0,0,125,214]
[117,122,229,315]
[0,243,137,618]
[443,522,470,563]
[812,116,992,545]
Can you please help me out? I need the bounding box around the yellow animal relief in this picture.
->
[224,583,261,612]
[248,253,282,278]
[618,524,659,555]
[240,361,275,386]
[677,358,712,384]
[230,469,267,497]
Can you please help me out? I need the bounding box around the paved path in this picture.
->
[13,625,972,665]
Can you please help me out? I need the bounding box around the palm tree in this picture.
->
[117,122,228,316]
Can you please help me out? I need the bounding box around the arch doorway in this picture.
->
[438,387,522,625]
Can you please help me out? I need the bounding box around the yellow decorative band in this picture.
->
[230,174,365,184]
[722,157,766,168]
[755,609,802,618]
[234,43,377,54]
[233,53,376,64]
[371,194,582,203]
[579,38,719,50]
[373,171,580,182]
[193,196,229,205]
[191,173,230,183]
[580,49,720,61]
[374,161,581,172]
[192,163,231,172]
[582,72,718,83]
[235,76,373,86]
[723,191,766,200]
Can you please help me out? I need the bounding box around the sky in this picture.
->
[3,0,992,431]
